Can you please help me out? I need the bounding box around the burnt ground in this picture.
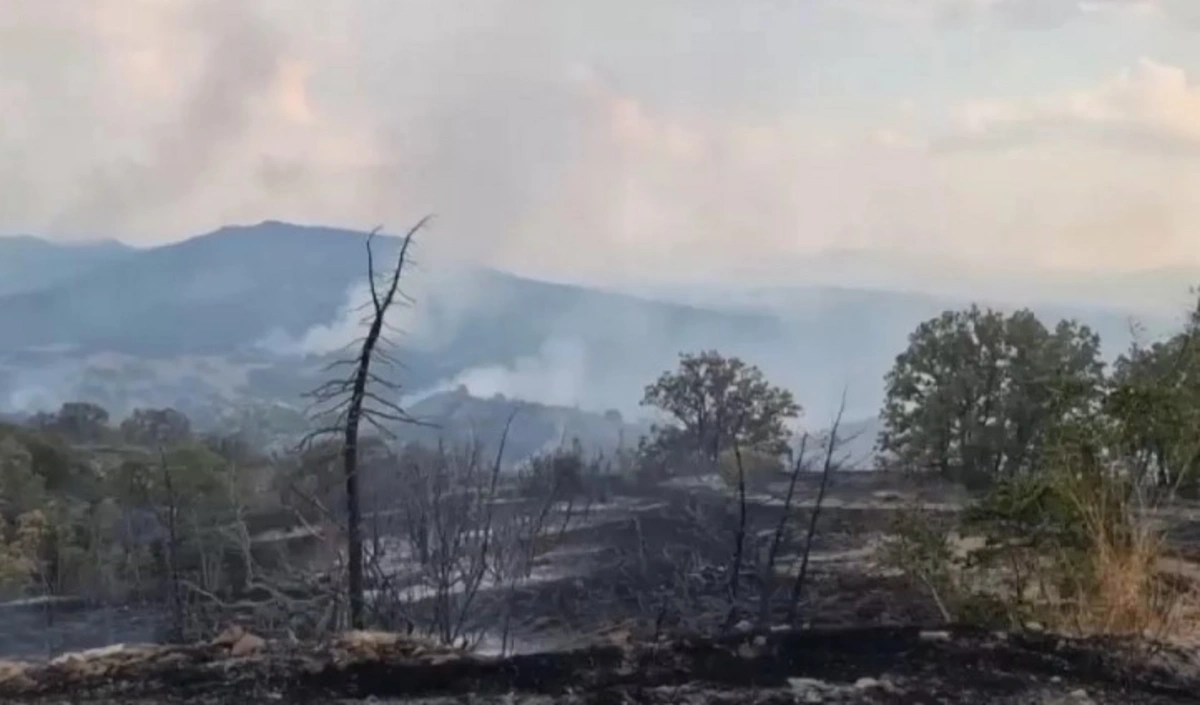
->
[2,625,1200,704]
[427,471,970,647]
[5,470,1200,702]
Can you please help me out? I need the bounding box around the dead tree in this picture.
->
[787,392,847,625]
[756,432,810,626]
[302,217,431,629]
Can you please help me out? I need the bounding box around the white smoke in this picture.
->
[254,242,489,357]
[255,281,382,356]
[444,338,589,408]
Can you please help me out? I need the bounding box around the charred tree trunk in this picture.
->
[303,217,431,630]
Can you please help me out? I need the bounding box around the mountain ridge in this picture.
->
[0,221,1185,427]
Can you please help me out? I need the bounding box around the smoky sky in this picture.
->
[1,0,1200,285]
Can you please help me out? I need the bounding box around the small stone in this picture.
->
[879,677,903,694]
[734,619,753,632]
[0,660,32,689]
[854,677,881,690]
[787,677,826,690]
[919,630,951,642]
[1070,688,1090,700]
[787,678,827,703]
[212,625,245,647]
[231,631,266,657]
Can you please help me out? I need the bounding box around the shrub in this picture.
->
[517,443,587,500]
[884,433,1198,640]
[717,447,784,492]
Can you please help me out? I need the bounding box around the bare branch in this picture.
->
[787,387,847,625]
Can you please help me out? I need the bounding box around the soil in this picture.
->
[2,625,1198,704]
[5,470,1200,703]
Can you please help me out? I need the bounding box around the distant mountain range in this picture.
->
[0,222,1189,449]
[0,236,133,297]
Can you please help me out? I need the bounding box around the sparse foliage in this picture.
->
[302,218,431,629]
[120,408,193,448]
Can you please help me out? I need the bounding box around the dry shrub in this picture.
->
[1054,461,1198,641]
[717,447,783,492]
[885,446,1200,643]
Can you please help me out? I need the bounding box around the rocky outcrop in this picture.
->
[1,625,1198,704]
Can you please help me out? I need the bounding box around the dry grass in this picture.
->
[1049,466,1200,644]
[883,464,1200,645]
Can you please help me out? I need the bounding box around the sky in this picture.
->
[3,0,1200,286]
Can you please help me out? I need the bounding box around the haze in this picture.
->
[2,0,1199,293]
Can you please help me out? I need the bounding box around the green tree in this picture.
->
[0,436,45,519]
[641,351,800,472]
[120,407,193,448]
[32,402,112,444]
[1106,295,1200,493]
[879,306,1103,487]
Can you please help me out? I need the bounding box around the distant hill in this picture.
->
[0,222,1183,427]
[0,223,379,355]
[395,386,652,464]
[0,236,133,296]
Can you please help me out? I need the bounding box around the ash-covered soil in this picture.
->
[2,625,1199,704]
[6,470,1200,703]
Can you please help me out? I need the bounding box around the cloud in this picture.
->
[1,0,1199,283]
[945,58,1200,150]
[847,0,1181,27]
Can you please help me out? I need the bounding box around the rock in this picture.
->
[879,677,903,694]
[853,677,881,690]
[787,678,828,703]
[734,620,753,632]
[0,660,32,690]
[230,632,266,657]
[919,630,951,642]
[338,630,401,650]
[212,625,246,647]
[49,643,130,665]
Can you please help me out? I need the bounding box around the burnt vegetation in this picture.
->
[3,223,1200,702]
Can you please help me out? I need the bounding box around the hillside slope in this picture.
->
[0,222,1179,425]
[0,236,133,296]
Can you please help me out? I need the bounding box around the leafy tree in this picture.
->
[31,402,112,444]
[111,443,230,509]
[879,306,1103,487]
[1106,295,1200,493]
[0,510,46,594]
[120,407,193,448]
[0,437,44,519]
[641,350,800,471]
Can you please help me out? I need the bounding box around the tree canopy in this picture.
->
[641,350,800,472]
[878,306,1104,487]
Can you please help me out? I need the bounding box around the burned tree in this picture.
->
[302,217,431,629]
